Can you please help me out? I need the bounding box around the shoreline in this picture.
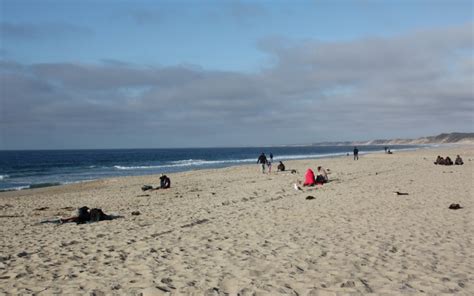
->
[1,145,473,294]
[0,144,430,193]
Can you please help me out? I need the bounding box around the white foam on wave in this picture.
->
[0,174,9,180]
[112,152,360,171]
[114,158,254,170]
[114,165,163,170]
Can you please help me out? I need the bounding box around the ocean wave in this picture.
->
[114,165,163,170]
[112,152,358,171]
[0,174,9,181]
[0,185,30,192]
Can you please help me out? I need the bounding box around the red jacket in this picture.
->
[303,169,315,186]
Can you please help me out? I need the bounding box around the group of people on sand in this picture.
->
[257,152,288,173]
[434,155,463,166]
[303,166,328,187]
[257,152,289,174]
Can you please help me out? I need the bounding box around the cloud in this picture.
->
[0,23,473,148]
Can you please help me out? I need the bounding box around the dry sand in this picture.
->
[0,146,473,295]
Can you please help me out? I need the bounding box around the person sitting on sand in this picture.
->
[277,161,285,172]
[455,155,464,165]
[445,156,453,166]
[316,166,328,184]
[303,169,316,186]
[159,174,171,189]
[434,156,445,165]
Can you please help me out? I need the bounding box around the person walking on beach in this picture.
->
[257,153,267,173]
[353,147,359,160]
[270,153,273,162]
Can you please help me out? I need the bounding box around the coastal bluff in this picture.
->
[313,132,474,146]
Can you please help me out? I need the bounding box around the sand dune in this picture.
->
[1,146,473,295]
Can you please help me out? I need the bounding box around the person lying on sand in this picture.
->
[277,161,285,172]
[41,207,122,225]
[60,206,90,224]
[303,169,316,186]
[455,155,464,165]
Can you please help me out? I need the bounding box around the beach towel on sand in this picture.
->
[303,169,316,186]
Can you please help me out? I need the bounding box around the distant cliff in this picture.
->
[314,132,474,146]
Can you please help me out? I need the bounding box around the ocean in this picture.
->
[0,145,421,191]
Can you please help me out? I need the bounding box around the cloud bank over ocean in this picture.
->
[0,2,472,149]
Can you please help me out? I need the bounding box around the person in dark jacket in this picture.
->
[444,156,453,166]
[434,155,445,165]
[160,174,171,189]
[353,147,359,160]
[257,153,267,173]
[277,161,285,172]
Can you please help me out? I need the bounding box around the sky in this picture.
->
[0,0,473,149]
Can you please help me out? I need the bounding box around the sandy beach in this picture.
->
[0,145,473,295]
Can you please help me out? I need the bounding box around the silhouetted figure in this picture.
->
[445,156,453,166]
[59,207,116,224]
[257,153,267,173]
[160,174,171,189]
[455,155,464,165]
[434,156,445,165]
[277,161,285,172]
[353,147,359,160]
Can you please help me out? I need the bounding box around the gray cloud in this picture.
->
[1,23,473,149]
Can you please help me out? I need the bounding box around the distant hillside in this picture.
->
[314,132,474,146]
